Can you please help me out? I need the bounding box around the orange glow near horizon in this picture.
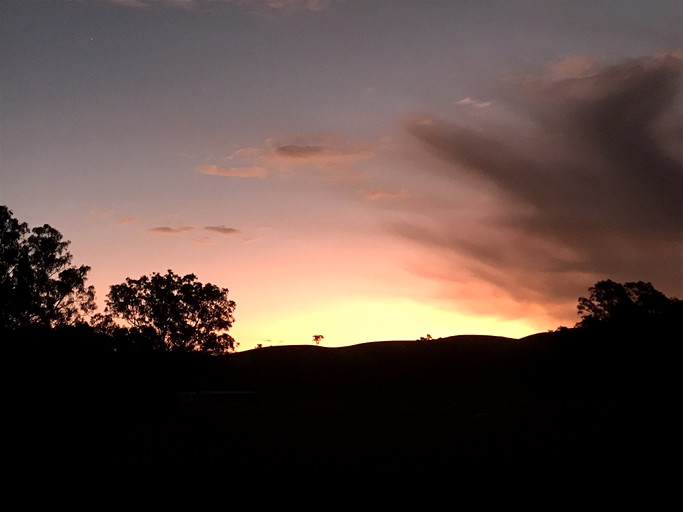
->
[80,216,570,353]
[228,296,548,351]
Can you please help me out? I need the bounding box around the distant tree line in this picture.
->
[1,204,680,353]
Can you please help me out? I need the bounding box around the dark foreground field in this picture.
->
[7,327,676,478]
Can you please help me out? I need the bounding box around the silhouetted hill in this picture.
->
[6,327,675,478]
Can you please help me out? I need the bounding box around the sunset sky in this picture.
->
[1,0,681,350]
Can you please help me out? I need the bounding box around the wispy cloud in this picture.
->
[199,133,379,182]
[402,52,683,320]
[455,97,492,108]
[270,143,374,167]
[539,55,601,81]
[205,225,241,235]
[149,225,196,234]
[361,188,408,201]
[118,217,139,225]
[193,236,215,245]
[195,164,267,179]
[149,223,242,238]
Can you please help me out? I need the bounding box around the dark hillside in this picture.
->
[6,327,675,477]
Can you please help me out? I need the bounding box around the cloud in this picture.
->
[148,223,241,238]
[199,133,379,182]
[402,52,683,322]
[195,164,267,179]
[193,236,215,245]
[149,225,195,234]
[361,188,408,201]
[455,97,492,108]
[118,217,139,225]
[539,56,601,81]
[205,225,241,235]
[275,145,325,158]
[270,143,374,167]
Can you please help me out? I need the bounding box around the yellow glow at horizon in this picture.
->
[230,296,542,351]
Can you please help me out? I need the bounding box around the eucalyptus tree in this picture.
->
[105,269,237,353]
[0,205,96,330]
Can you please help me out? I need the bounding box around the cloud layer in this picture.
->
[403,52,682,321]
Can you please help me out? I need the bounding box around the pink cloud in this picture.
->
[361,188,408,201]
[201,134,381,180]
[195,164,267,179]
[193,236,215,245]
[455,97,492,108]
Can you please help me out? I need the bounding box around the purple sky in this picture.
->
[1,0,681,349]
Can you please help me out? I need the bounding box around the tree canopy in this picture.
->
[0,205,96,329]
[105,269,237,353]
[576,279,680,329]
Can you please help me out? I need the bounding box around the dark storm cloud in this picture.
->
[404,52,683,308]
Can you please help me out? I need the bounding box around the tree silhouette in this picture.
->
[0,205,96,329]
[105,269,236,353]
[576,279,680,329]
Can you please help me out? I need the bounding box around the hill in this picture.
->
[6,327,675,477]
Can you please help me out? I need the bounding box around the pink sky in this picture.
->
[2,1,680,350]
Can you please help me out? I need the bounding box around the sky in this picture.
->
[1,0,681,351]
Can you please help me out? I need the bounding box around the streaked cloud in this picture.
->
[361,188,408,201]
[149,225,196,234]
[539,56,601,81]
[270,143,374,167]
[455,97,492,108]
[205,225,241,235]
[402,52,683,320]
[193,236,215,245]
[118,217,139,225]
[199,133,379,182]
[149,223,241,238]
[275,145,325,158]
[195,164,267,179]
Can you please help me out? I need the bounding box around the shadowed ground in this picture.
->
[7,328,675,478]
